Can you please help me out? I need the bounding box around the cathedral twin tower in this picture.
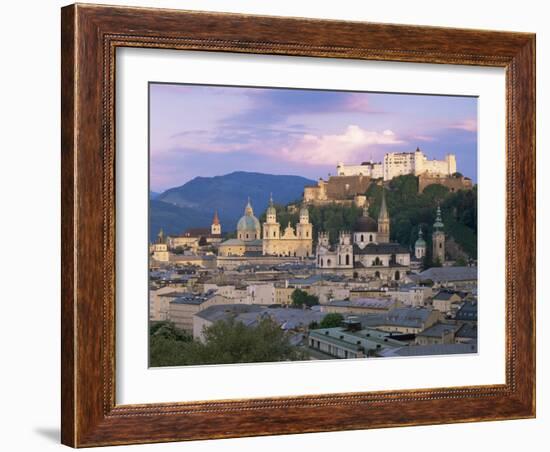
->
[262,195,313,257]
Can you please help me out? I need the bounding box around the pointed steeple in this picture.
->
[378,188,389,221]
[157,228,165,244]
[244,197,254,216]
[212,210,220,225]
[377,188,390,242]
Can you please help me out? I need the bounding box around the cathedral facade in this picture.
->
[218,198,313,258]
[262,197,313,257]
[315,190,411,281]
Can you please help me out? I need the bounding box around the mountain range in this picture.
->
[150,171,315,241]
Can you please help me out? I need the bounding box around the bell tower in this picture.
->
[211,210,221,236]
[432,205,445,264]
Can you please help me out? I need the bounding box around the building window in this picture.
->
[345,254,350,265]
[273,231,276,237]
[361,234,364,242]
[369,234,373,242]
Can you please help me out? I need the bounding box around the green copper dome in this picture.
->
[237,214,260,232]
[415,228,426,247]
[237,199,260,232]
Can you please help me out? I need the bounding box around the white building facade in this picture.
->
[337,148,457,181]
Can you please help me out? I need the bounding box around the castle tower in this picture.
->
[414,227,427,259]
[377,189,390,243]
[211,210,221,236]
[432,205,445,263]
[446,154,457,175]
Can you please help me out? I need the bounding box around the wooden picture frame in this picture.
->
[61,3,536,447]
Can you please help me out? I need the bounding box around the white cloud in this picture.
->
[278,125,404,165]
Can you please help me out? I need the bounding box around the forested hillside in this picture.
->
[261,175,477,260]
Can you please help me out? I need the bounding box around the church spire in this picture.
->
[378,188,389,222]
[377,188,390,243]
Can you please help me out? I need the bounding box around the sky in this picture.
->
[149,83,478,192]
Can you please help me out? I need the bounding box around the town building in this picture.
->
[192,304,323,342]
[415,322,460,345]
[308,324,406,359]
[321,298,400,315]
[378,342,477,357]
[412,266,478,289]
[151,229,169,262]
[167,212,223,250]
[168,292,232,332]
[360,306,440,334]
[432,290,462,314]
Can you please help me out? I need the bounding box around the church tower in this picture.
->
[296,203,312,240]
[415,227,427,259]
[262,194,280,240]
[377,188,390,243]
[337,231,353,268]
[432,205,445,264]
[211,210,221,236]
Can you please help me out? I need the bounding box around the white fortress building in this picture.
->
[336,148,457,181]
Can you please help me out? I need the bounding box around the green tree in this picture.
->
[149,317,308,367]
[319,313,344,329]
[291,288,319,308]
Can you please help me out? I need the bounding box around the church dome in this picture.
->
[237,199,260,233]
[415,228,426,247]
[415,237,426,247]
[355,208,378,232]
[237,214,260,232]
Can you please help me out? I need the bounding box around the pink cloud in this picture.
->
[450,118,477,132]
[344,94,372,112]
[278,125,404,166]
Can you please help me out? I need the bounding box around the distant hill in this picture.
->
[149,200,213,242]
[151,171,315,241]
[149,191,160,200]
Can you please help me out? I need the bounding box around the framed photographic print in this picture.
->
[61,3,536,447]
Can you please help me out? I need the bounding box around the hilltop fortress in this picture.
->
[304,148,472,205]
[337,147,456,180]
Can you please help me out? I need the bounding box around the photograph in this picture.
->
[148,83,479,366]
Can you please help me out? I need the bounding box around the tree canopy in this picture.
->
[291,288,320,308]
[149,318,307,367]
[318,313,344,329]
